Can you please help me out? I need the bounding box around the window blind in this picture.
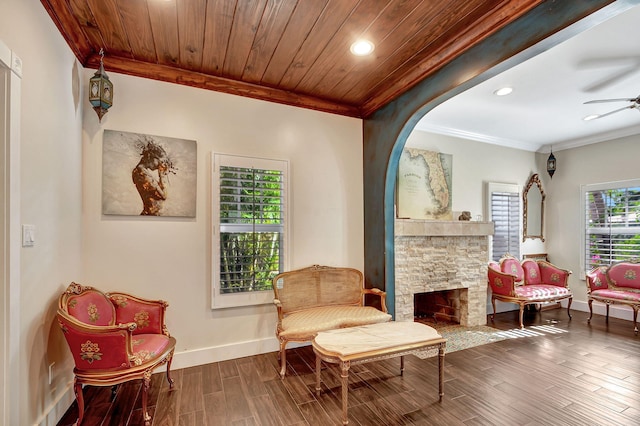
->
[585,185,640,271]
[218,165,285,294]
[491,191,520,261]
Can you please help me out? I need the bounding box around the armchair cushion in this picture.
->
[591,288,640,303]
[586,266,608,291]
[514,284,571,300]
[500,255,525,283]
[607,261,640,290]
[109,292,167,335]
[538,260,571,287]
[63,287,116,326]
[521,260,542,285]
[279,305,391,340]
[57,312,131,370]
[487,266,516,297]
[132,334,173,366]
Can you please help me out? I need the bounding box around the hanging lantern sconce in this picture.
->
[89,49,113,122]
[547,148,556,179]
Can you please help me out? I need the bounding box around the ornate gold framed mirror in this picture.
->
[523,173,545,242]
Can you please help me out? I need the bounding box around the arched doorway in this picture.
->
[362,0,634,317]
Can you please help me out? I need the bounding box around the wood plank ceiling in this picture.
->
[41,0,552,118]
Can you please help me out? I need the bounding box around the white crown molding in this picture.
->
[414,121,640,153]
[413,122,543,152]
[547,123,640,152]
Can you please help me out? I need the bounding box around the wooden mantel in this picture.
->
[395,219,494,237]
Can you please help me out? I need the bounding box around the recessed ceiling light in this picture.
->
[350,40,375,56]
[583,114,600,121]
[493,87,513,96]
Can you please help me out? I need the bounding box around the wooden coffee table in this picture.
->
[312,321,446,425]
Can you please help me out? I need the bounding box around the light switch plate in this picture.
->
[22,224,35,247]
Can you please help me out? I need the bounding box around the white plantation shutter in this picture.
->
[212,153,288,308]
[491,191,520,261]
[487,183,521,262]
[583,180,640,274]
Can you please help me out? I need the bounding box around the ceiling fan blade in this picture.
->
[584,98,637,104]
[592,105,635,119]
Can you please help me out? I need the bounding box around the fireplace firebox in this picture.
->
[414,289,463,324]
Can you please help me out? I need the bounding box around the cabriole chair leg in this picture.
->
[74,379,84,426]
[279,340,287,379]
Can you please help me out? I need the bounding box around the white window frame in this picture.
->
[211,153,289,309]
[580,178,640,277]
[487,182,521,261]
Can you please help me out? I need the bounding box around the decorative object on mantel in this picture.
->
[547,147,556,178]
[397,148,452,220]
[89,48,113,122]
[458,211,471,221]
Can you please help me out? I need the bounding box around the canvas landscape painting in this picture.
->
[102,130,197,217]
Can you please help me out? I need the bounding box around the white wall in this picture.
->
[0,1,84,425]
[81,72,364,367]
[542,134,640,309]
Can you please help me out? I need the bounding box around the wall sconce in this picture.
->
[89,49,113,122]
[547,148,556,179]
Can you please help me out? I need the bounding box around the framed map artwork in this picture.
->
[397,148,452,220]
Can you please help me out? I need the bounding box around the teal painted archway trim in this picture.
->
[363,0,639,317]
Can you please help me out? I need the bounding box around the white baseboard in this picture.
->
[569,299,637,322]
[168,336,290,370]
[35,384,75,426]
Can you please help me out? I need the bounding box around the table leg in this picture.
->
[341,360,351,425]
[438,342,445,402]
[400,355,405,376]
[315,354,321,396]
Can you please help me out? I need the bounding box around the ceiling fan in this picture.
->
[583,95,640,120]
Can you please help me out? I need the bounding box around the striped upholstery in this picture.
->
[280,306,391,340]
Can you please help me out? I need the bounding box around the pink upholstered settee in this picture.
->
[487,254,573,328]
[586,259,640,334]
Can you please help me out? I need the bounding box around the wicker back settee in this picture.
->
[272,265,391,378]
[586,259,640,333]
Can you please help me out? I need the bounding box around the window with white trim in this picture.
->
[487,182,521,261]
[212,153,288,309]
[582,179,640,274]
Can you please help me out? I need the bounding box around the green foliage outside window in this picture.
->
[219,167,284,293]
[586,187,640,269]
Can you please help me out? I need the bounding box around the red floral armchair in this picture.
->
[57,282,176,426]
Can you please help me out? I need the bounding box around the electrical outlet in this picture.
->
[48,362,55,385]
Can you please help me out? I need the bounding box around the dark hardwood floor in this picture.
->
[57,309,640,425]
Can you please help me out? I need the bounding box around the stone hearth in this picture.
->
[394,219,493,326]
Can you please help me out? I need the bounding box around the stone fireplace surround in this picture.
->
[394,219,494,326]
